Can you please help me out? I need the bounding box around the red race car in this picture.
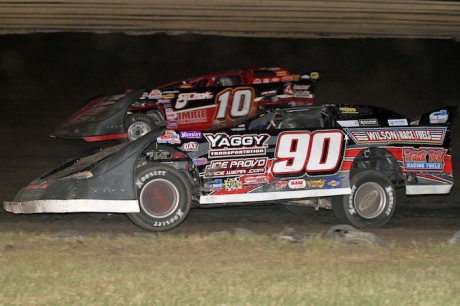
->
[51,67,320,142]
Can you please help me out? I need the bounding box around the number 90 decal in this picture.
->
[273,131,345,175]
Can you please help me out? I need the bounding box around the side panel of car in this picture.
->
[151,128,352,205]
[134,81,317,131]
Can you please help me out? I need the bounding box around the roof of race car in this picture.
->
[158,67,291,88]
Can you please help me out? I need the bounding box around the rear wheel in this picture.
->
[332,170,396,228]
[127,164,192,231]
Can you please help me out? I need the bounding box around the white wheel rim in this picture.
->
[127,121,151,141]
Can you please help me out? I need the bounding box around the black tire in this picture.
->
[124,113,163,142]
[331,196,349,224]
[331,170,396,228]
[127,164,192,232]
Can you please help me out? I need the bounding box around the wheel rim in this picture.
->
[353,182,386,219]
[140,179,179,218]
[127,121,151,141]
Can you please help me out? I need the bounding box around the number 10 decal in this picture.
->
[273,131,345,175]
[215,87,255,120]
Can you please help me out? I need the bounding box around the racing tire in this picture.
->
[331,170,396,228]
[124,112,163,142]
[127,164,192,232]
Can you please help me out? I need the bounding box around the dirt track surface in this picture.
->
[1,33,460,246]
[1,202,460,247]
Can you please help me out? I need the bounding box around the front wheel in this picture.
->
[332,170,396,228]
[127,164,192,232]
[124,112,164,142]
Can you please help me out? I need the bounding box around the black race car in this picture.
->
[5,104,455,231]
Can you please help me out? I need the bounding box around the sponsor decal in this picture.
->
[242,176,270,185]
[157,130,181,144]
[26,183,49,190]
[181,142,199,151]
[307,179,325,188]
[205,157,268,178]
[204,179,223,191]
[175,92,213,109]
[261,90,277,96]
[179,131,202,139]
[288,179,306,189]
[310,72,320,80]
[162,90,179,94]
[177,109,207,124]
[388,119,408,126]
[274,181,288,190]
[166,113,177,120]
[403,148,446,172]
[326,177,342,188]
[271,77,280,82]
[224,178,243,191]
[162,93,175,99]
[429,110,448,124]
[282,75,294,82]
[165,108,177,120]
[204,133,269,158]
[253,78,261,84]
[192,157,207,165]
[359,119,378,126]
[167,120,178,129]
[337,120,359,127]
[148,89,162,99]
[276,71,287,76]
[157,98,171,104]
[340,107,358,114]
[293,84,312,97]
[346,127,446,145]
[283,83,293,95]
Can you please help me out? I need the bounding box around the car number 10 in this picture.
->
[273,131,345,174]
[215,88,255,120]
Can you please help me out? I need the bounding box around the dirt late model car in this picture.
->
[5,104,455,232]
[51,67,320,143]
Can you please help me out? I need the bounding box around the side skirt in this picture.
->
[199,188,351,204]
[4,199,140,214]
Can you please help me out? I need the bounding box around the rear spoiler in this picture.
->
[410,106,457,126]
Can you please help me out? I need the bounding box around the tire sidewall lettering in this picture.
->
[347,185,357,215]
[132,115,152,125]
[384,185,394,216]
[152,209,183,227]
[135,171,166,188]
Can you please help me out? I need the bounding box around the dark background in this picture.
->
[1,33,460,207]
